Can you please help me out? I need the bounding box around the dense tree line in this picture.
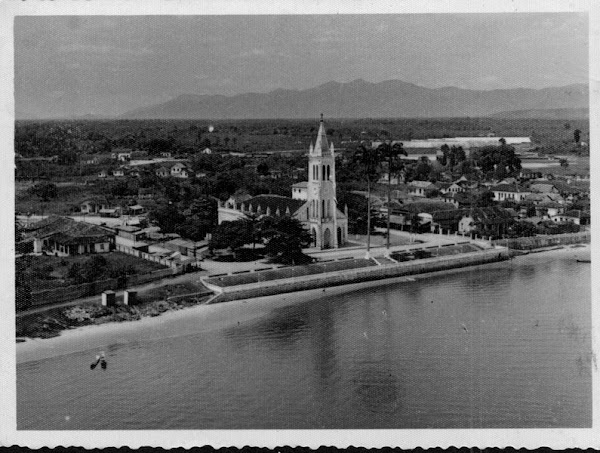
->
[471,140,522,179]
[209,215,312,264]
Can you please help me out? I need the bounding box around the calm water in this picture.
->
[17,251,592,429]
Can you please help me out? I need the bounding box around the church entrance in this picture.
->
[311,228,317,247]
[323,228,331,249]
[337,227,343,246]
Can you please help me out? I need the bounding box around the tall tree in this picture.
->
[260,216,311,264]
[209,220,253,256]
[377,141,406,254]
[352,143,383,258]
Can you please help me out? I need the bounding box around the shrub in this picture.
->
[413,249,432,259]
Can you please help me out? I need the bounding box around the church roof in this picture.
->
[312,115,333,157]
[243,194,305,216]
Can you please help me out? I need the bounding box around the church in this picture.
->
[217,116,348,249]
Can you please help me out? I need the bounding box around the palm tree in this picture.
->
[353,142,382,258]
[377,141,407,255]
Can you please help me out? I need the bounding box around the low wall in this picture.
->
[127,268,176,285]
[205,248,509,304]
[115,243,182,270]
[30,278,119,306]
[492,231,590,250]
[29,267,177,307]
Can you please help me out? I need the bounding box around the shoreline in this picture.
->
[16,243,590,364]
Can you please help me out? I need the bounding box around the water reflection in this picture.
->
[350,293,404,416]
[352,365,401,414]
[222,304,310,348]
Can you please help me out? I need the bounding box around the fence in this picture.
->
[115,243,194,272]
[30,278,120,306]
[29,267,177,307]
[491,231,590,250]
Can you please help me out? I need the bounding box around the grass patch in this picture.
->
[207,258,377,287]
[17,252,168,291]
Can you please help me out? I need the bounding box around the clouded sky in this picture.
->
[14,13,588,118]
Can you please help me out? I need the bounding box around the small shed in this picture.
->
[102,290,116,307]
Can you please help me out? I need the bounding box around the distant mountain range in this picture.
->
[119,79,589,120]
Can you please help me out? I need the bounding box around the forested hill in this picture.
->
[120,79,588,120]
[487,107,589,120]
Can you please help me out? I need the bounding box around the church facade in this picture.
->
[217,117,348,249]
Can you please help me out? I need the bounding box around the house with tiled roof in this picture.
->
[458,207,515,238]
[390,201,456,229]
[80,198,113,214]
[535,201,565,219]
[408,180,437,197]
[490,184,531,203]
[24,215,114,255]
[224,190,252,208]
[178,168,195,179]
[441,182,463,194]
[530,182,560,194]
[524,192,565,206]
[156,166,170,178]
[171,162,188,177]
[441,191,478,208]
[550,209,590,226]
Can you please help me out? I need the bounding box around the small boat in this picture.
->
[90,351,107,370]
[90,355,100,370]
[576,259,591,263]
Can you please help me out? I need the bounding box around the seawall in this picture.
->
[204,248,510,304]
[492,231,590,251]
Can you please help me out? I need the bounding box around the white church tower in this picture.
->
[306,114,343,249]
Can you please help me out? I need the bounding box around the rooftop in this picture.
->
[491,184,529,193]
[244,194,305,216]
[25,215,113,241]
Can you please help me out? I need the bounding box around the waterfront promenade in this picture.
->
[16,229,486,316]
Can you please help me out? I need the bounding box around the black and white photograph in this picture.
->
[2,0,598,448]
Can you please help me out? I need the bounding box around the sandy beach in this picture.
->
[16,244,590,364]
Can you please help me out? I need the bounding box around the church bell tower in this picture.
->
[306,114,338,249]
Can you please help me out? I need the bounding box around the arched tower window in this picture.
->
[327,165,331,180]
[322,165,326,181]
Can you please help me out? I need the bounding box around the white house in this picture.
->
[171,163,187,177]
[291,181,308,200]
[408,181,437,197]
[490,184,531,203]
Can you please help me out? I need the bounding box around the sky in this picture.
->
[14,13,589,119]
